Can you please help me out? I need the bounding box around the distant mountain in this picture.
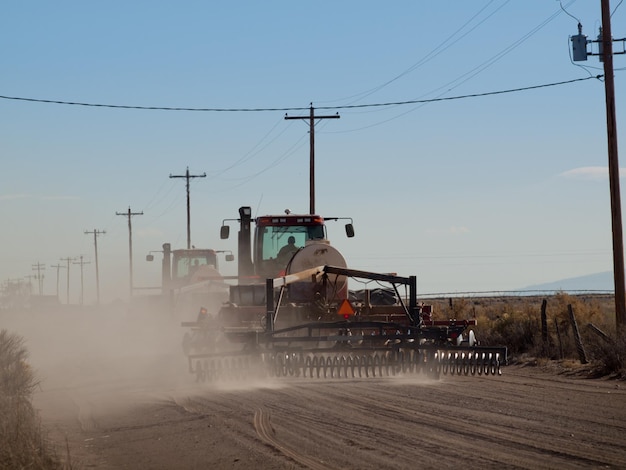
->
[522,271,614,292]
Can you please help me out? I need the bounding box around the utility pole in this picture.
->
[116,207,143,298]
[73,255,90,305]
[59,256,75,304]
[31,262,45,295]
[600,0,626,330]
[169,167,206,249]
[85,229,106,305]
[285,104,340,214]
[24,275,36,295]
[571,0,626,329]
[50,263,65,301]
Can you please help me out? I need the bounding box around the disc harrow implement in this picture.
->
[188,347,506,383]
[183,265,508,383]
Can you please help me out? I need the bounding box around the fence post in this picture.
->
[587,323,613,343]
[554,318,564,360]
[568,304,588,364]
[541,298,548,345]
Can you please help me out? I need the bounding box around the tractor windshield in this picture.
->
[172,251,218,280]
[253,215,327,278]
[260,224,325,261]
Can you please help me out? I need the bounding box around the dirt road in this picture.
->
[37,363,626,469]
[5,309,626,469]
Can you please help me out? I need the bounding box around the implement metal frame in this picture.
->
[260,265,507,360]
[185,265,508,370]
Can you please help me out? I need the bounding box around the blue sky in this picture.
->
[1,1,624,303]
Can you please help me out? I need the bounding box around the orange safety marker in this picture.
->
[337,299,355,318]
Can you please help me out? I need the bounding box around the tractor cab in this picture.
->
[171,249,219,281]
[147,244,234,293]
[254,214,328,278]
[220,206,354,281]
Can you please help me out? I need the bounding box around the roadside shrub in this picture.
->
[428,293,616,366]
[475,308,539,355]
[0,329,61,469]
[541,293,605,361]
[585,329,626,378]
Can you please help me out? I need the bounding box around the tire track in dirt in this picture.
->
[68,366,626,470]
[204,371,626,469]
[292,381,610,469]
[253,408,335,470]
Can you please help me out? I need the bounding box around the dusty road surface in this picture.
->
[4,308,626,469]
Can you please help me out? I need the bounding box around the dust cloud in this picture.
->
[1,302,198,423]
[1,300,304,428]
[2,300,439,434]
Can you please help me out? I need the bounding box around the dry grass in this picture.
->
[585,330,626,378]
[0,329,63,470]
[427,293,626,378]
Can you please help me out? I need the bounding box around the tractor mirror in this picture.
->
[225,254,235,262]
[220,225,230,239]
[345,223,355,238]
[146,254,154,262]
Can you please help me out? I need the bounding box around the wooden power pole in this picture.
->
[50,263,65,301]
[73,255,90,305]
[285,104,340,215]
[31,262,45,295]
[59,256,75,304]
[600,0,626,330]
[170,167,206,249]
[85,229,105,305]
[572,0,625,329]
[116,207,143,298]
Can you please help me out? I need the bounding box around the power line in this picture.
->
[321,0,510,106]
[0,76,600,113]
[323,76,601,134]
[205,116,289,179]
[330,77,600,109]
[0,96,311,112]
[210,132,309,192]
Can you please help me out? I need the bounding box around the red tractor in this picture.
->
[181,206,507,381]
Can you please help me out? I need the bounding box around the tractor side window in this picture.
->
[175,259,190,279]
[307,225,326,240]
[176,258,199,279]
[203,253,218,269]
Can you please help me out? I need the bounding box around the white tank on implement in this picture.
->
[286,240,348,301]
